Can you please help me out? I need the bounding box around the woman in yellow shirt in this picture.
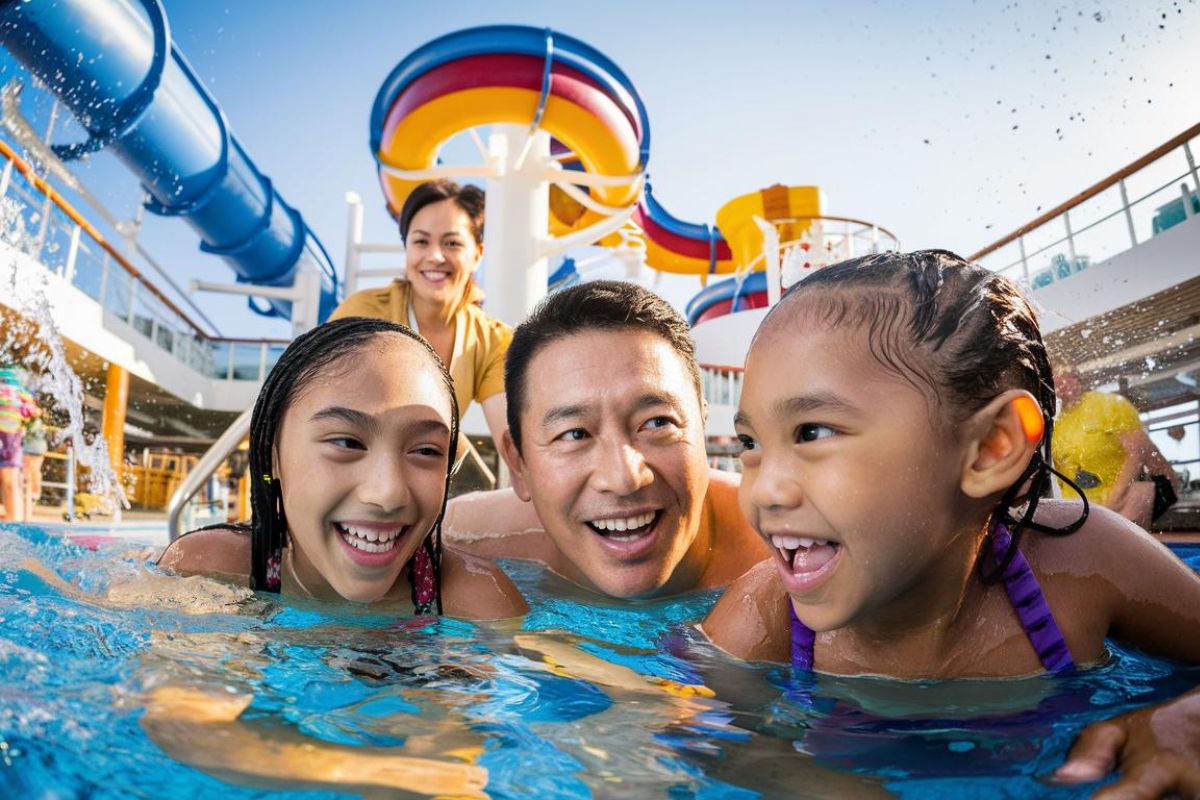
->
[332,180,510,443]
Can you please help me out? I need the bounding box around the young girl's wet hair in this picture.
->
[247,316,460,610]
[761,249,1087,577]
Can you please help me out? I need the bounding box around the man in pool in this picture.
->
[444,280,769,599]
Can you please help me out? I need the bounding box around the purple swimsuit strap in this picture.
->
[789,521,1075,675]
[988,521,1075,673]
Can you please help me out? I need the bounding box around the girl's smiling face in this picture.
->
[735,310,983,634]
[273,335,454,604]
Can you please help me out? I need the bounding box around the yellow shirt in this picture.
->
[1053,391,1143,505]
[329,280,511,420]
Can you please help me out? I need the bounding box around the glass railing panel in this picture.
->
[264,343,286,377]
[208,340,232,380]
[976,239,1024,280]
[230,342,263,381]
[1056,184,1132,271]
[103,262,133,321]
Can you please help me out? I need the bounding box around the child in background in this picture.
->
[0,365,38,522]
[703,250,1200,678]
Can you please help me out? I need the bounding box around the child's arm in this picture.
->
[1082,506,1200,663]
[698,558,791,662]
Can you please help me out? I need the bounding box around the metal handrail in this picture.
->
[970,121,1200,262]
[0,137,215,337]
[167,406,252,541]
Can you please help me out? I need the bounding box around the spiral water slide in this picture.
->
[370,25,825,324]
[0,0,338,322]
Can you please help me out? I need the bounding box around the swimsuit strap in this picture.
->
[989,521,1075,673]
[789,600,815,672]
[411,545,437,615]
[266,545,436,613]
[265,547,282,592]
[788,523,1075,675]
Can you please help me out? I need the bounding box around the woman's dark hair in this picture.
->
[761,249,1087,579]
[248,316,460,612]
[396,179,485,246]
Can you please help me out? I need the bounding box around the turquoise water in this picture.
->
[1,524,1198,799]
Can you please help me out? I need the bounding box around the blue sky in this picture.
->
[3,0,1198,337]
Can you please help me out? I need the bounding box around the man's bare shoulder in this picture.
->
[157,527,252,586]
[700,468,771,585]
[443,489,544,540]
[701,558,790,662]
[442,489,562,564]
[440,546,529,620]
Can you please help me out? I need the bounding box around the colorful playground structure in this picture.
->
[368,25,898,325]
[0,2,898,332]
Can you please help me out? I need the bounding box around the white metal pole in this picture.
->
[754,216,783,304]
[344,191,365,295]
[483,124,551,326]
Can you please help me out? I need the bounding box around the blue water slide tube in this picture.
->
[370,25,651,169]
[685,271,767,326]
[0,0,338,322]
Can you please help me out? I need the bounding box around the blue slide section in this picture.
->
[0,0,338,321]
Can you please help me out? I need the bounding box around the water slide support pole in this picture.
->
[483,124,551,326]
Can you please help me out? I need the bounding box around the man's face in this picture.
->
[502,329,710,599]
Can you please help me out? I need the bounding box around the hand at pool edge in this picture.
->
[1054,687,1200,799]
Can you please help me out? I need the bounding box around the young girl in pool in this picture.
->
[703,250,1200,678]
[159,316,526,619]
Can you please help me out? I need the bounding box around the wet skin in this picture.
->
[491,328,767,599]
[704,313,1200,678]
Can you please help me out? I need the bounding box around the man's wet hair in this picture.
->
[759,249,1084,578]
[247,316,459,611]
[505,280,702,451]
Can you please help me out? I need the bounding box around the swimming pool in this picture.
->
[1,524,1198,799]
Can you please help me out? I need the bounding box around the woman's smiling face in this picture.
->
[274,334,454,603]
[404,199,482,309]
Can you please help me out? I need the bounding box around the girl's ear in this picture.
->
[960,390,1044,499]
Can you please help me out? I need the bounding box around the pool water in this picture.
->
[1,525,1198,799]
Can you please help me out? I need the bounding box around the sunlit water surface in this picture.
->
[1,525,1197,799]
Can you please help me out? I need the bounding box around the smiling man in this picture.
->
[444,281,768,599]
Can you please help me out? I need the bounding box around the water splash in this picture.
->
[0,189,127,513]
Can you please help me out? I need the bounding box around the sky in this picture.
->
[2,0,1198,339]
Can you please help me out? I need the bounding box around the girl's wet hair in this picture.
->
[761,249,1087,579]
[248,316,460,611]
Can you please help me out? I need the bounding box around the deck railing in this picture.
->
[0,138,289,382]
[969,123,1200,289]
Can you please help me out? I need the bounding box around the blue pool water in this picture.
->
[1,525,1198,799]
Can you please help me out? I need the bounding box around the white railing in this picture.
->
[970,124,1200,290]
[0,139,289,383]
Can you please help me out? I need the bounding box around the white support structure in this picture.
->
[483,124,552,326]
[189,271,322,337]
[754,215,783,305]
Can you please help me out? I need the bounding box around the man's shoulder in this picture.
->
[157,526,252,584]
[443,489,559,562]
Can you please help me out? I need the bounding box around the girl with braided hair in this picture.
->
[159,316,525,619]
